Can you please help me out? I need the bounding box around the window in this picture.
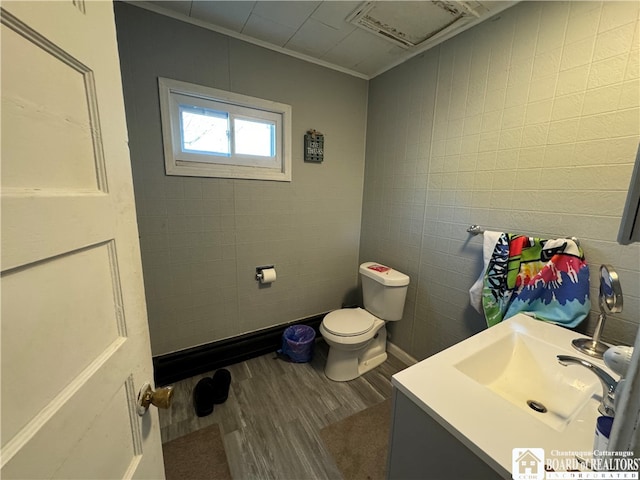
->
[159,77,291,181]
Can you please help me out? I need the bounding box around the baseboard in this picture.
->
[153,313,326,386]
[387,341,418,366]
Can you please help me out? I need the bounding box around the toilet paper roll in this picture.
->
[259,268,277,284]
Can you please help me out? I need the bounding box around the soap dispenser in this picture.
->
[604,345,634,412]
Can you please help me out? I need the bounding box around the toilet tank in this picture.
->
[359,262,410,321]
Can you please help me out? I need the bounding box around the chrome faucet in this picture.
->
[557,355,617,416]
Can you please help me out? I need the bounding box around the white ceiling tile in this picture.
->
[311,1,362,30]
[190,1,256,33]
[321,27,390,68]
[285,18,351,58]
[138,0,520,78]
[147,1,192,17]
[242,13,297,47]
[251,1,321,30]
[354,49,404,77]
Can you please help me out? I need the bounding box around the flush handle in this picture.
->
[137,382,174,416]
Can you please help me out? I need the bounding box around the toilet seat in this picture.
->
[322,308,375,337]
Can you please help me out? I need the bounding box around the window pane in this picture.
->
[234,118,275,157]
[180,105,230,155]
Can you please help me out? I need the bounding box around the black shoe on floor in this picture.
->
[193,377,215,417]
[211,369,231,404]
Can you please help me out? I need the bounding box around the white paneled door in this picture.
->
[1,1,165,478]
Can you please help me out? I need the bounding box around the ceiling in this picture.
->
[136,1,518,79]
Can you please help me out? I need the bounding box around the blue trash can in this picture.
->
[281,325,315,363]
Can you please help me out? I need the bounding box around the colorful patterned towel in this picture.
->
[482,234,590,328]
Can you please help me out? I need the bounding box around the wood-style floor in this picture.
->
[158,340,411,480]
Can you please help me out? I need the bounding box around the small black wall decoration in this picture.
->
[304,129,324,163]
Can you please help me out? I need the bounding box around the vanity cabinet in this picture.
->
[387,388,507,479]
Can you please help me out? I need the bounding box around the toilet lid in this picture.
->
[323,308,375,336]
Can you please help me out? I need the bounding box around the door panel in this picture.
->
[1,2,165,478]
[2,243,124,443]
[1,21,102,191]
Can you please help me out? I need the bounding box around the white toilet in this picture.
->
[320,262,410,382]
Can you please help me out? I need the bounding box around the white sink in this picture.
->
[392,313,617,477]
[454,327,600,431]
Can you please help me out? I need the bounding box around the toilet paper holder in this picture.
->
[256,265,275,282]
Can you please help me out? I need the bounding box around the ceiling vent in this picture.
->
[346,1,490,49]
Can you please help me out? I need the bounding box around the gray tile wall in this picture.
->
[361,1,640,360]
[114,3,368,355]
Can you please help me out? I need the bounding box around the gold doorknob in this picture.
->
[137,382,174,416]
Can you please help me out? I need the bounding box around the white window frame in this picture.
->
[158,77,292,182]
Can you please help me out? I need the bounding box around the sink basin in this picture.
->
[392,313,618,478]
[454,328,599,431]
